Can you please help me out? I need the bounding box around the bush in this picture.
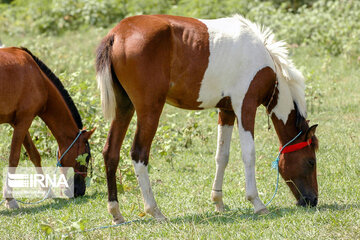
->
[1,0,359,57]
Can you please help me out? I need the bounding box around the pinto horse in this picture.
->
[96,14,319,223]
[0,47,95,208]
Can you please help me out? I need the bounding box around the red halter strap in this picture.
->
[280,139,312,154]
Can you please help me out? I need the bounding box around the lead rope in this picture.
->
[0,130,84,206]
[265,131,303,206]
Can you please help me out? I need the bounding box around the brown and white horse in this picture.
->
[0,47,95,208]
[96,14,319,223]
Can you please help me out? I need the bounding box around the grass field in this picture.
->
[1,24,360,239]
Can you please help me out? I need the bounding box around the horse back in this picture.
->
[0,47,47,123]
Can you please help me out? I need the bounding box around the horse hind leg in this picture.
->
[130,101,167,221]
[103,86,135,224]
[211,109,235,212]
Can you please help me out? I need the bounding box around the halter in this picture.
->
[279,138,312,154]
[56,130,88,178]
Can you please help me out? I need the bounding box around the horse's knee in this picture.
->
[215,153,229,166]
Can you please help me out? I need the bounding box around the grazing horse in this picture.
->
[96,14,319,223]
[0,47,95,208]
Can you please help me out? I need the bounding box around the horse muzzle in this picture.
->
[297,194,318,207]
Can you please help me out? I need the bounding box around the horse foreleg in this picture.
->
[131,105,166,221]
[22,132,55,198]
[211,109,235,212]
[104,105,134,224]
[4,120,32,209]
[235,104,269,215]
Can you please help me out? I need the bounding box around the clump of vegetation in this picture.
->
[1,0,359,57]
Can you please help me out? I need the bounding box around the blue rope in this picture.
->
[265,131,303,206]
[0,130,84,206]
[57,130,84,167]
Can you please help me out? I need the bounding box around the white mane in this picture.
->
[233,14,307,118]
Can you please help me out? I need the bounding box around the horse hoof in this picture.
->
[255,207,270,215]
[5,199,20,209]
[113,216,126,225]
[145,206,167,221]
[152,211,167,222]
[155,215,168,222]
[214,203,225,212]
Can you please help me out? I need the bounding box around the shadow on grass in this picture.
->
[0,191,104,216]
[166,203,360,225]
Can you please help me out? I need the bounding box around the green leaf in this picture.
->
[40,224,53,235]
[117,183,125,194]
[85,176,91,187]
[76,153,88,166]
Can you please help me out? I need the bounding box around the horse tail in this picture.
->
[96,34,116,121]
[261,28,307,118]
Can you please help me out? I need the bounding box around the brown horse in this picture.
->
[0,47,95,208]
[96,14,319,224]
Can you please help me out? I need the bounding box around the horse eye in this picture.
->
[307,158,316,168]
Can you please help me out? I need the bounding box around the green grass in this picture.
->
[1,27,360,239]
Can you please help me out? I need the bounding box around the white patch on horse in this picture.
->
[107,201,125,224]
[211,124,233,212]
[197,17,275,110]
[132,161,166,220]
[197,15,306,124]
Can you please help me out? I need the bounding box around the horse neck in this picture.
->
[39,81,80,152]
[271,110,301,146]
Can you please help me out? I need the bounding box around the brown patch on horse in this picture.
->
[96,15,210,206]
[218,108,236,126]
[163,15,210,109]
[241,67,277,134]
[216,96,233,111]
[107,15,210,110]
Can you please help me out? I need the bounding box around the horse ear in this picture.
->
[83,127,96,140]
[305,124,318,141]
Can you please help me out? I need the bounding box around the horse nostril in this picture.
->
[298,195,317,207]
[312,197,318,207]
[305,195,318,207]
